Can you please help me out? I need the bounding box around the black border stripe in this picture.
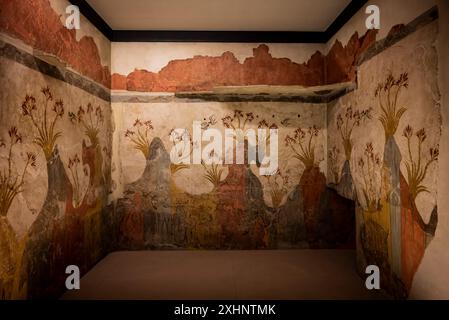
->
[0,40,110,102]
[356,6,438,66]
[69,0,113,39]
[111,31,326,43]
[70,0,367,43]
[324,0,369,41]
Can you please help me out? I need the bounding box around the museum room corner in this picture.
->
[0,0,448,307]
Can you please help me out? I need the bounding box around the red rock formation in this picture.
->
[112,44,326,92]
[326,188,356,249]
[216,164,248,247]
[325,29,377,84]
[119,192,145,248]
[299,166,327,248]
[111,29,381,93]
[388,24,406,37]
[400,174,426,292]
[111,73,127,90]
[127,69,159,92]
[0,0,110,88]
[244,46,325,86]
[0,1,396,92]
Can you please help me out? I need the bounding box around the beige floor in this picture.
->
[61,250,386,300]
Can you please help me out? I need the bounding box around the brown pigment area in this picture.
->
[0,0,111,88]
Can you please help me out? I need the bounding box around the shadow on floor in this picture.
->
[61,250,387,300]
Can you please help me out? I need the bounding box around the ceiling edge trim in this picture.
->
[70,0,367,43]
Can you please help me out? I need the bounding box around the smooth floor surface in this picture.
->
[61,250,386,300]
